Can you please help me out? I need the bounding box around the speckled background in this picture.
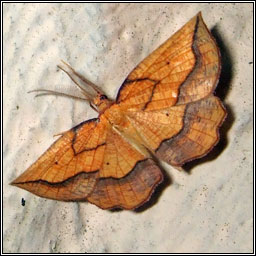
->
[3,3,253,253]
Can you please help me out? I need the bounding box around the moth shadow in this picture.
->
[211,25,234,101]
[183,25,234,173]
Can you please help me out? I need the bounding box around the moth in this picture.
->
[11,12,226,210]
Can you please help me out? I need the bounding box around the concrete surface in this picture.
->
[3,3,253,253]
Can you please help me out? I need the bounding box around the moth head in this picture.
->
[92,93,112,113]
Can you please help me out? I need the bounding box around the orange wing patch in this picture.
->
[125,105,186,150]
[11,12,226,210]
[117,12,220,111]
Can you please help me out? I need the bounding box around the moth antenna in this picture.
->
[57,63,94,100]
[28,89,89,101]
[60,60,102,95]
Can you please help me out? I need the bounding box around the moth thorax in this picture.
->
[104,104,125,125]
